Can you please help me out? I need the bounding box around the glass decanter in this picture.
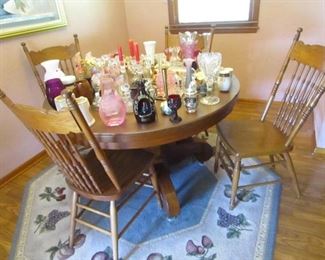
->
[98,75,126,127]
[133,80,156,124]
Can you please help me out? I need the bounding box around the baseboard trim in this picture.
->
[313,147,325,157]
[238,97,266,104]
[0,150,47,187]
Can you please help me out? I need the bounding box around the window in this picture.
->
[168,0,260,33]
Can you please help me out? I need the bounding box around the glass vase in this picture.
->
[45,78,65,109]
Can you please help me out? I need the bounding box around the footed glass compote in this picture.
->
[197,52,222,105]
[167,94,182,124]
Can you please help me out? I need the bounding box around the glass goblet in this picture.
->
[167,94,182,124]
[197,52,222,105]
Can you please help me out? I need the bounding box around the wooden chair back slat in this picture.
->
[18,105,81,134]
[56,134,98,193]
[65,95,122,191]
[260,28,325,147]
[0,89,122,194]
[27,44,78,65]
[282,68,323,135]
[276,63,307,132]
[35,130,93,192]
[290,41,325,71]
[21,34,81,96]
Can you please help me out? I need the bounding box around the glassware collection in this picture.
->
[40,31,233,126]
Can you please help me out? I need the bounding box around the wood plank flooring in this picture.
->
[0,100,324,259]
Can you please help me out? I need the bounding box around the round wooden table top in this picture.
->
[90,77,240,150]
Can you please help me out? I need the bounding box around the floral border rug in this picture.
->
[10,157,281,260]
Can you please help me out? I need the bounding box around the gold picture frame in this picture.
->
[0,0,67,39]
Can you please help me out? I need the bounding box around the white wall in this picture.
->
[314,96,325,148]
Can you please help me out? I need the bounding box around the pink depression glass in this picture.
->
[180,42,197,59]
[99,76,126,127]
[99,89,126,127]
[179,31,198,59]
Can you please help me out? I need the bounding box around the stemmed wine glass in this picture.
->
[167,94,182,123]
[197,52,222,105]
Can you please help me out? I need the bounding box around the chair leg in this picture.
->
[149,165,162,208]
[69,192,78,248]
[283,152,301,198]
[230,155,241,210]
[269,154,275,169]
[110,201,118,260]
[214,134,221,173]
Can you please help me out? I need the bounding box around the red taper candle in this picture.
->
[134,42,140,63]
[128,39,134,57]
[118,46,123,62]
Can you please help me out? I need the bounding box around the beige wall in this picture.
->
[1,0,324,179]
[0,0,129,178]
[124,0,325,145]
[125,0,325,98]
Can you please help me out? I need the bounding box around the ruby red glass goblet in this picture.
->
[167,94,182,124]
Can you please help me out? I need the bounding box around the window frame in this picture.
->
[168,0,260,34]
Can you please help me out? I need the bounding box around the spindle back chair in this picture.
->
[0,89,160,260]
[215,28,325,209]
[21,34,81,96]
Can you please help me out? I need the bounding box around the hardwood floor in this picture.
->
[0,100,324,259]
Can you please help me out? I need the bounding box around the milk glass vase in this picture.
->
[99,75,126,127]
[41,59,65,82]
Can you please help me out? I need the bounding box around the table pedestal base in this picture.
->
[155,137,214,217]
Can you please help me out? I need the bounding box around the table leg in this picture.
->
[154,163,180,217]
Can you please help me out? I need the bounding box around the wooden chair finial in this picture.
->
[0,88,6,99]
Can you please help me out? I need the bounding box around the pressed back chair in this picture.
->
[21,34,81,96]
[215,28,325,209]
[0,89,160,260]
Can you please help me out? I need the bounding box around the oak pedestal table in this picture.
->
[45,79,240,216]
[86,79,240,217]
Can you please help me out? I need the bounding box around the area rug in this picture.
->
[10,157,281,260]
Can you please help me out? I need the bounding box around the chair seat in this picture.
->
[66,149,155,201]
[218,119,289,158]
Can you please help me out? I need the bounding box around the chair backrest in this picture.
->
[21,34,81,96]
[0,89,121,193]
[261,28,325,147]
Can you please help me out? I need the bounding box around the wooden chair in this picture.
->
[0,89,160,260]
[165,25,216,52]
[215,28,325,209]
[21,34,81,96]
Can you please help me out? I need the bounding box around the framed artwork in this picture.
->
[0,0,67,39]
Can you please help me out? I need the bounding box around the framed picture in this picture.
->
[0,0,67,39]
